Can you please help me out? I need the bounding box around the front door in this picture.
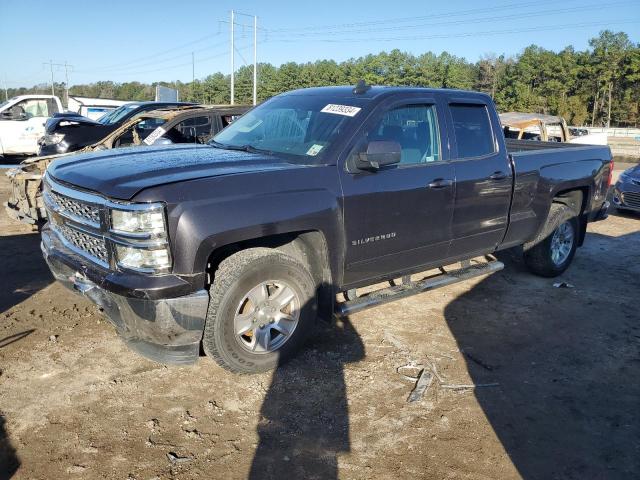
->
[339,101,455,287]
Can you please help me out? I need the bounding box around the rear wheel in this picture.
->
[202,248,317,373]
[523,203,579,277]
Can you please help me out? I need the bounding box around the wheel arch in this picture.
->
[205,230,335,321]
[552,186,589,246]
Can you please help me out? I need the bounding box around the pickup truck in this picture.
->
[0,95,64,157]
[39,84,612,373]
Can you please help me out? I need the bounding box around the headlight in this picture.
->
[43,133,65,145]
[109,203,171,272]
[115,244,171,271]
[111,207,165,234]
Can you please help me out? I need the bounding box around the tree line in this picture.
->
[6,30,639,127]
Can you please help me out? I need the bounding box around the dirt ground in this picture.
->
[0,167,639,480]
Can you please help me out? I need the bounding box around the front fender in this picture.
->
[135,166,344,287]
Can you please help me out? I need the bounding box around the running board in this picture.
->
[335,259,504,317]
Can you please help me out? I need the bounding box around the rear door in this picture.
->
[446,100,513,258]
[339,97,455,286]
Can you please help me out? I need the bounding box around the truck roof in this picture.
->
[281,85,492,100]
[7,94,60,100]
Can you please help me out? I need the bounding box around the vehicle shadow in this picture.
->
[445,237,640,479]
[0,414,20,479]
[0,233,52,314]
[249,295,364,480]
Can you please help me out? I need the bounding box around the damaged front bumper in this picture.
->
[41,227,210,365]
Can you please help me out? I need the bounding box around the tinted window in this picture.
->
[450,104,495,158]
[368,105,440,164]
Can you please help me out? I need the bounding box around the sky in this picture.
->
[1,0,639,88]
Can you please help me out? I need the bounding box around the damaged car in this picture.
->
[38,100,196,156]
[5,105,250,226]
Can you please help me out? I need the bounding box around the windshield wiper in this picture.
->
[209,141,272,155]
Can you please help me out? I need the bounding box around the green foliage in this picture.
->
[6,30,639,126]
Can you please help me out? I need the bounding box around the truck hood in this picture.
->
[47,144,304,200]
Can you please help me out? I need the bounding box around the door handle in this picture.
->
[427,178,453,189]
[489,171,507,181]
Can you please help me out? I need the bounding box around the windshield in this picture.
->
[211,94,367,163]
[98,104,140,125]
[0,100,9,110]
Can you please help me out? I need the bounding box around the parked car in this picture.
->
[38,100,197,156]
[612,165,640,213]
[4,105,250,225]
[0,95,64,157]
[39,84,612,373]
[67,96,131,121]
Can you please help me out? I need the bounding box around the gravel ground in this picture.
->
[0,169,638,480]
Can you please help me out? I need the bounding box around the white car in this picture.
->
[0,95,64,157]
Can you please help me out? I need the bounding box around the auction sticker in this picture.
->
[321,104,361,117]
[306,144,324,156]
[143,127,167,145]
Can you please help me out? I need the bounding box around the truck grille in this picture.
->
[622,191,640,209]
[55,222,108,264]
[48,189,100,225]
[44,177,109,267]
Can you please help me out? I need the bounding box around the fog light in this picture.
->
[115,244,171,271]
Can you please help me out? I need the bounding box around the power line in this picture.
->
[89,31,225,71]
[265,0,582,32]
[267,18,640,43]
[264,1,633,38]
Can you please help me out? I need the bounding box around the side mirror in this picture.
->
[357,140,401,170]
[1,111,14,120]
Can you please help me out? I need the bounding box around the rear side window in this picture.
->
[450,104,495,158]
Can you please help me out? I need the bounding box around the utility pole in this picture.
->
[46,60,55,96]
[230,10,235,105]
[43,60,74,103]
[253,15,257,106]
[192,51,195,84]
[63,61,71,107]
[3,76,8,101]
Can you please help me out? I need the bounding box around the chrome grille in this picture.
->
[622,191,640,208]
[48,189,100,225]
[54,221,108,264]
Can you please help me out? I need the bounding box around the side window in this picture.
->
[450,104,495,158]
[169,116,213,143]
[367,105,440,165]
[16,99,49,118]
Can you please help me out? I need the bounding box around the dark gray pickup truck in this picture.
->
[40,84,612,373]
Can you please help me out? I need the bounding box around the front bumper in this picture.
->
[613,181,640,212]
[42,228,210,365]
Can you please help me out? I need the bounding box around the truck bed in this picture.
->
[505,138,590,153]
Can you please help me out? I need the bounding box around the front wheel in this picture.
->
[202,248,317,374]
[523,204,579,277]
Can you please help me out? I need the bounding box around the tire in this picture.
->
[202,247,317,374]
[523,203,579,278]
